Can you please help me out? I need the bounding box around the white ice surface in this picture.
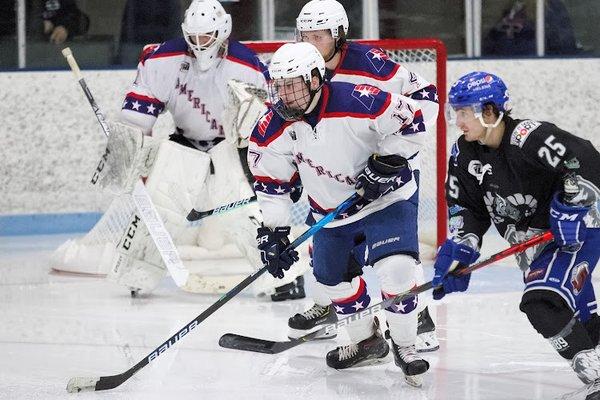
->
[0,234,591,400]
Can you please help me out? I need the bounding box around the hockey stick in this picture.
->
[219,230,554,354]
[61,47,189,287]
[186,195,257,223]
[65,193,361,392]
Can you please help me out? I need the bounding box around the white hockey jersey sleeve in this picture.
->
[247,110,299,228]
[370,91,427,160]
[120,42,182,135]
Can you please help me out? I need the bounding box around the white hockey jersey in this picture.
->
[325,42,439,173]
[248,81,427,229]
[121,38,267,149]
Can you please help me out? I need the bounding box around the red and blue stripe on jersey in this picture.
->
[226,40,268,77]
[253,171,300,196]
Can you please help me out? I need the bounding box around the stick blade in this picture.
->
[186,208,202,222]
[66,376,99,393]
[219,333,278,354]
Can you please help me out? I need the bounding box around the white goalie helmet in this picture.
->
[181,0,232,71]
[268,42,325,121]
[296,0,349,38]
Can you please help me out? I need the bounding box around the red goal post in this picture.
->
[245,38,448,248]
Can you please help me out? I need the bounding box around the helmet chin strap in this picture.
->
[476,112,504,145]
[304,85,322,114]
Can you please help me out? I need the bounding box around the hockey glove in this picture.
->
[256,226,299,279]
[355,154,411,202]
[550,193,589,252]
[432,239,479,300]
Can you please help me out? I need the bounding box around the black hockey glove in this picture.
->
[256,226,299,279]
[355,154,411,201]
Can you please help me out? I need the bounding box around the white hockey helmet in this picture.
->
[268,42,326,121]
[181,0,232,71]
[296,0,349,39]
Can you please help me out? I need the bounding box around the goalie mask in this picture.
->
[267,42,325,121]
[296,0,349,61]
[182,0,232,71]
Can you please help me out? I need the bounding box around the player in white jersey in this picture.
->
[249,42,429,386]
[286,0,439,352]
[95,0,306,299]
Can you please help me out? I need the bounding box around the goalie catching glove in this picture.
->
[256,226,299,279]
[223,79,269,148]
[91,121,159,194]
[355,154,412,201]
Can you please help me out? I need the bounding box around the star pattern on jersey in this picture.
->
[351,84,381,110]
[366,48,389,72]
[409,85,438,104]
[123,94,164,117]
[398,110,426,136]
[253,179,294,196]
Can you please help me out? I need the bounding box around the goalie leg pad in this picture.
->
[145,140,212,229]
[106,217,167,292]
[520,289,594,360]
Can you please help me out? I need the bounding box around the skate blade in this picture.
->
[404,373,424,388]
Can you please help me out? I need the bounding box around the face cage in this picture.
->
[183,30,220,52]
[268,77,313,121]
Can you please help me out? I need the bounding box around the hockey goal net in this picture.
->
[52,38,447,275]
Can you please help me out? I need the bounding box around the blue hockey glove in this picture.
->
[549,193,589,252]
[256,226,299,279]
[355,154,411,202]
[432,239,480,300]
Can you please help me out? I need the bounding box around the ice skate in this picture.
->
[288,303,337,340]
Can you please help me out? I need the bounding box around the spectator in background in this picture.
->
[0,0,16,38]
[117,0,181,65]
[484,0,580,56]
[42,0,89,44]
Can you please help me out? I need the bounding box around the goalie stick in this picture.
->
[219,230,554,354]
[61,47,190,287]
[65,193,361,393]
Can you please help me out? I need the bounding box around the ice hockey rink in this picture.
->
[0,233,593,400]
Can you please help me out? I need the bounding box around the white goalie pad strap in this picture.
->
[93,121,159,194]
[145,140,211,228]
[223,79,268,148]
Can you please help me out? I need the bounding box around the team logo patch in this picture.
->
[467,160,493,184]
[510,120,541,148]
[366,48,389,72]
[257,111,273,137]
[351,84,381,110]
[571,262,590,295]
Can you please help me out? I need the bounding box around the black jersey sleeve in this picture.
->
[445,141,492,249]
[508,119,600,190]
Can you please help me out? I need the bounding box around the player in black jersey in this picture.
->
[434,71,600,399]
